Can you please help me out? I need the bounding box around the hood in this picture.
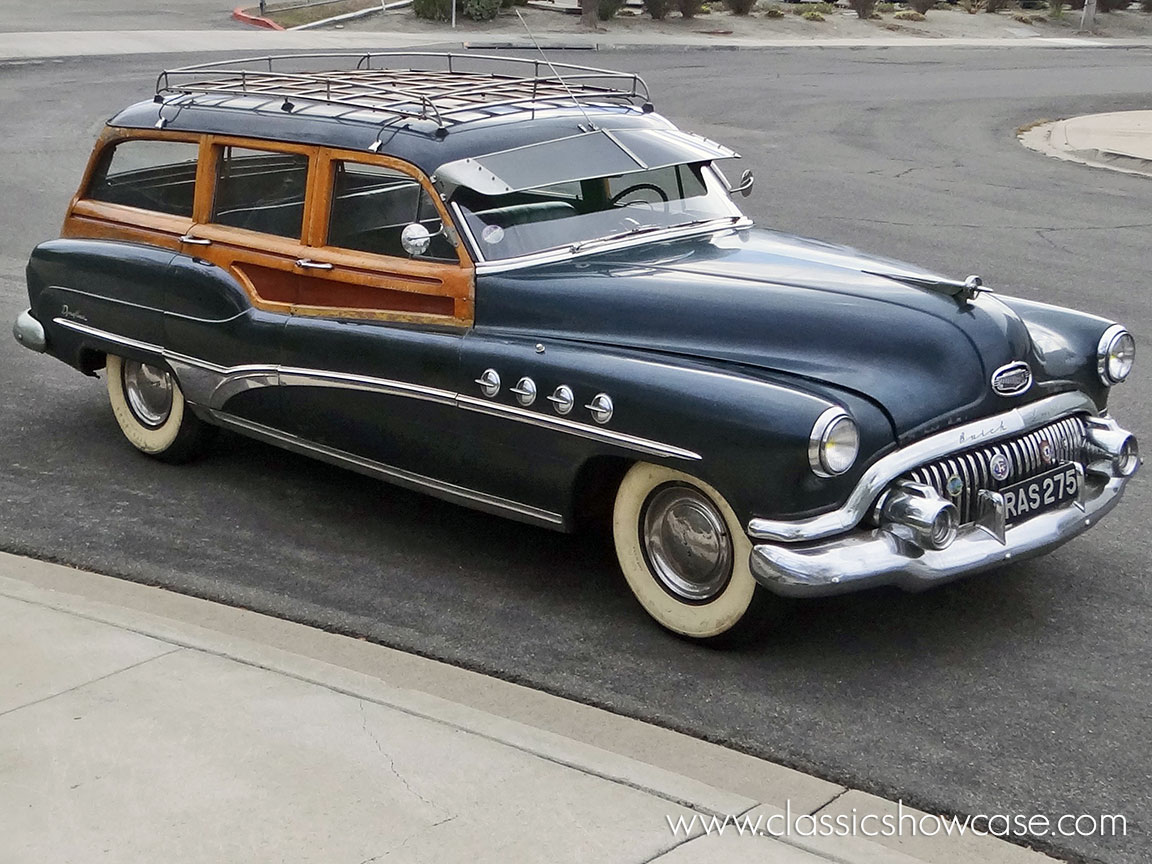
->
[474,228,1043,439]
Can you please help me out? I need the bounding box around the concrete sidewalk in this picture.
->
[0,29,1137,62]
[0,552,1058,864]
[1020,111,1152,180]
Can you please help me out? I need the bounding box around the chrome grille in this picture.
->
[901,414,1089,524]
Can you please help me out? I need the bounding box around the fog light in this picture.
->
[879,482,960,551]
[1117,435,1140,477]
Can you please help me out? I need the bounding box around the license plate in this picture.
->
[1002,463,1080,525]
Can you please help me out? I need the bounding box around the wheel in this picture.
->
[612,462,764,640]
[105,355,208,463]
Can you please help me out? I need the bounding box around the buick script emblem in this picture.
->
[989,452,1011,482]
[991,361,1033,396]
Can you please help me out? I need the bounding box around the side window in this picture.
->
[212,146,309,240]
[328,162,455,261]
[87,139,199,217]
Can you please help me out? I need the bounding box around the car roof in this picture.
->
[107,54,678,177]
[109,97,676,177]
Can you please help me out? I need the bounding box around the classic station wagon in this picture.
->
[13,54,1140,638]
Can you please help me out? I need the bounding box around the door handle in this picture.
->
[294,259,334,271]
[179,235,212,246]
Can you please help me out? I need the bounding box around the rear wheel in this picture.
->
[612,462,765,640]
[105,355,207,463]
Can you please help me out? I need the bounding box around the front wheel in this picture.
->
[105,355,208,463]
[612,462,766,640]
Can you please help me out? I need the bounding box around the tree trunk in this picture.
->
[580,0,599,28]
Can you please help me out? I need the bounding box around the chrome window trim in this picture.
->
[52,318,699,462]
[469,218,752,275]
[205,410,565,529]
[748,391,1099,544]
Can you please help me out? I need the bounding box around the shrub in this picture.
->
[1049,0,1065,14]
[985,0,1009,11]
[413,0,453,19]
[802,8,826,18]
[678,0,704,15]
[461,0,501,17]
[875,1,895,9]
[725,0,757,12]
[960,0,984,12]
[644,0,670,16]
[849,0,876,15]
[894,8,926,17]
[908,0,934,12]
[599,0,624,16]
[764,4,786,14]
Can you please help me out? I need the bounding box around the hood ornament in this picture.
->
[865,271,992,305]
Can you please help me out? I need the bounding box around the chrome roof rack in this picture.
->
[156,52,653,135]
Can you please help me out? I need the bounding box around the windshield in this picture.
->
[453,162,744,262]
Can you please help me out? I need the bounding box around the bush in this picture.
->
[678,0,704,16]
[875,1,895,9]
[725,0,757,12]
[413,0,453,19]
[894,8,926,17]
[908,0,934,12]
[599,0,624,16]
[461,0,501,17]
[1049,0,1065,15]
[644,0,670,16]
[764,3,786,13]
[848,0,876,15]
[793,1,834,11]
[801,8,826,18]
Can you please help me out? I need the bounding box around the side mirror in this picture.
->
[728,169,755,198]
[401,223,432,257]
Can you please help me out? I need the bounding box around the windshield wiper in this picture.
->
[570,216,741,253]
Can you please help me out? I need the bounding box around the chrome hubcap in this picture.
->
[641,484,733,602]
[122,360,174,428]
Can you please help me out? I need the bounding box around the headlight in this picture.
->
[809,408,860,477]
[1098,324,1135,385]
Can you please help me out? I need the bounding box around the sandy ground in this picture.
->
[331,2,1152,40]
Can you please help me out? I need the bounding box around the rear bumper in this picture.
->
[750,470,1134,598]
[12,309,46,353]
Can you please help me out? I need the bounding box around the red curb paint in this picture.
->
[232,6,286,29]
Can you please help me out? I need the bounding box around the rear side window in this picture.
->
[212,146,310,240]
[88,139,199,217]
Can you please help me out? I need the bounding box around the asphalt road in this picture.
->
[0,1,242,32]
[2,47,1151,864]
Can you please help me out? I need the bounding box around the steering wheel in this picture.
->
[610,183,670,208]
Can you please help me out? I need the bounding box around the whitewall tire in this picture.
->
[612,462,762,639]
[105,354,207,463]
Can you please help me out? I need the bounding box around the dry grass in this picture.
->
[263,0,380,27]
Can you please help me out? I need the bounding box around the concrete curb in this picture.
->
[0,552,1062,864]
[232,5,287,30]
[1020,117,1152,180]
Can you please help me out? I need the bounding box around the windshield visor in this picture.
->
[454,162,743,261]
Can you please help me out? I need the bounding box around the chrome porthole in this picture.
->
[548,385,575,415]
[641,484,733,603]
[475,368,501,398]
[121,359,175,429]
[511,376,537,406]
[585,393,614,425]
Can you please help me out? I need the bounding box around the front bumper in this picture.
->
[750,453,1136,598]
[12,309,46,353]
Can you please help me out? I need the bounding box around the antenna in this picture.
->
[514,9,598,132]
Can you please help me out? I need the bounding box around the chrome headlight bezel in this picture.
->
[1097,324,1135,385]
[808,408,860,478]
